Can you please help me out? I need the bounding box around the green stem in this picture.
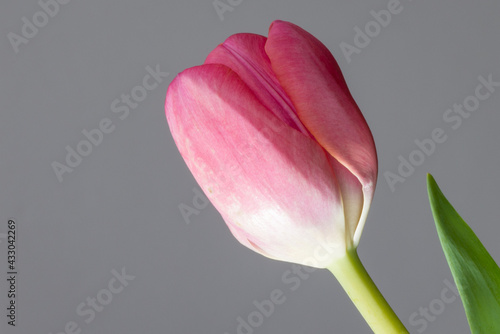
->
[326,248,408,334]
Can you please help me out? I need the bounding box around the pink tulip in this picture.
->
[165,20,377,268]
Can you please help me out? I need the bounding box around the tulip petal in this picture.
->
[327,155,364,248]
[266,20,378,245]
[166,64,347,267]
[205,33,311,137]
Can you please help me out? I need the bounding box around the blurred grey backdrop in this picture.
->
[0,0,499,333]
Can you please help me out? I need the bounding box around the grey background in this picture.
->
[0,0,499,333]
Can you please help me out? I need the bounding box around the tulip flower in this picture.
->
[166,20,407,333]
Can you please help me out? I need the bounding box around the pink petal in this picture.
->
[265,20,378,245]
[165,64,347,266]
[205,33,311,137]
[265,20,377,188]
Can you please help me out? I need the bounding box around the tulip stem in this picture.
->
[326,248,408,334]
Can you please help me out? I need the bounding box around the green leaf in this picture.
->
[427,174,500,333]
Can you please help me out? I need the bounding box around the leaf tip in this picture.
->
[426,173,435,185]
